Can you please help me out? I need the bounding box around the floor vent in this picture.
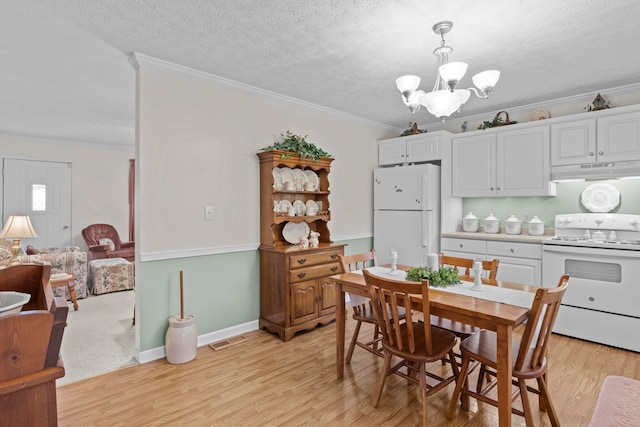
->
[208,335,249,351]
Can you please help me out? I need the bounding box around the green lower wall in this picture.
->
[137,237,373,351]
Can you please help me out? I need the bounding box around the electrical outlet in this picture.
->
[205,206,214,220]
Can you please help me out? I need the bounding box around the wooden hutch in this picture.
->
[257,150,345,341]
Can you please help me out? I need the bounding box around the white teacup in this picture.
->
[284,181,295,191]
[305,182,315,191]
[287,207,296,216]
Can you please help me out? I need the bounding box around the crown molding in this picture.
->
[129,52,396,132]
[423,82,640,132]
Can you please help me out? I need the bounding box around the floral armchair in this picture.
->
[15,246,89,299]
[81,224,134,262]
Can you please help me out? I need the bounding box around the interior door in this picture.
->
[2,158,72,248]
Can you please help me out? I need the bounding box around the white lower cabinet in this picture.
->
[441,237,542,285]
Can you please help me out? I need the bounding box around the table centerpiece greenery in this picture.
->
[405,266,461,288]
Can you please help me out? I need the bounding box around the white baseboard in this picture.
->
[135,319,260,364]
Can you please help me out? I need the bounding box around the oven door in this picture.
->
[542,245,640,318]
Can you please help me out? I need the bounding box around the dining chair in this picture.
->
[339,250,404,363]
[430,254,500,339]
[447,274,570,427]
[363,269,459,427]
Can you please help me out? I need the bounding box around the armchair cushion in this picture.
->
[18,246,88,300]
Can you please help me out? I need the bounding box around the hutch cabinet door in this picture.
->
[289,281,319,325]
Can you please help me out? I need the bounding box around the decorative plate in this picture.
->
[272,168,283,190]
[303,170,319,191]
[292,168,305,191]
[282,221,310,244]
[280,167,294,188]
[293,199,306,216]
[276,199,292,213]
[532,109,550,121]
[581,183,620,212]
[305,200,318,215]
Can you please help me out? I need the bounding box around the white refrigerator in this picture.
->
[373,164,440,267]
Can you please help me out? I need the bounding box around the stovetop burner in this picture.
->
[545,213,640,251]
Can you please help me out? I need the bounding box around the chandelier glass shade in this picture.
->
[396,21,500,120]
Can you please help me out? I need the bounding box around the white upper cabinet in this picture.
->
[378,132,445,165]
[452,125,555,197]
[551,110,640,166]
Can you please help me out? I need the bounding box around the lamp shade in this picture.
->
[472,70,501,92]
[420,89,470,118]
[396,75,421,93]
[0,216,38,239]
[439,62,468,88]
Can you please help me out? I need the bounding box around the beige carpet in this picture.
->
[58,289,137,386]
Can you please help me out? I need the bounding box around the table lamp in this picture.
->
[0,215,38,266]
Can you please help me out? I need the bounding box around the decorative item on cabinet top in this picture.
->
[400,122,428,137]
[261,130,332,161]
[585,93,611,112]
[477,110,517,130]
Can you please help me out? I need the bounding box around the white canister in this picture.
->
[462,212,479,232]
[505,215,522,235]
[165,314,198,364]
[483,214,500,234]
[527,216,545,236]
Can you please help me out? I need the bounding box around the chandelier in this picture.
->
[396,21,500,121]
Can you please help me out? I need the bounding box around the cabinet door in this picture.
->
[318,277,337,316]
[551,119,597,166]
[378,139,407,165]
[290,281,319,325]
[497,126,553,196]
[597,111,640,162]
[452,133,495,197]
[406,134,441,163]
[492,256,541,286]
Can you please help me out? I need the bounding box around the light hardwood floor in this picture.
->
[57,314,640,426]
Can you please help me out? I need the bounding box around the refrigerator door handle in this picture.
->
[421,211,430,248]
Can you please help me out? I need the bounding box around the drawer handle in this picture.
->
[297,259,307,265]
[330,254,338,259]
[510,248,515,252]
[459,244,463,248]
[330,266,338,272]
[297,272,307,279]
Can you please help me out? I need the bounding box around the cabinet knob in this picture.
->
[589,152,595,156]
[330,266,338,272]
[330,254,338,259]
[297,272,307,279]
[598,151,604,155]
[510,248,515,253]
[490,187,494,191]
[497,187,501,191]
[297,259,307,264]
[459,244,463,248]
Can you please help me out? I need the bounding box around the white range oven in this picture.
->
[542,213,640,352]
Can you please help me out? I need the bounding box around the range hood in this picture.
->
[552,160,640,181]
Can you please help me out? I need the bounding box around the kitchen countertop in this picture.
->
[442,228,554,244]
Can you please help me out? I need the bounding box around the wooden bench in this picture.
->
[589,375,640,427]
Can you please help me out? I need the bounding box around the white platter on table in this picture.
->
[282,221,310,244]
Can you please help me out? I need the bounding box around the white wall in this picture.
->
[0,134,134,248]
[136,60,396,257]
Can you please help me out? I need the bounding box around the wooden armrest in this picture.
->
[0,366,65,396]
[121,241,135,249]
[88,244,110,252]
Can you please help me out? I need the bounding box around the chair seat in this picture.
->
[460,330,547,379]
[384,321,457,362]
[430,315,479,338]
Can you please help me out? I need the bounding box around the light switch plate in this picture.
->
[205,206,214,220]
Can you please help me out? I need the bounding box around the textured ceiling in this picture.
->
[2,0,640,148]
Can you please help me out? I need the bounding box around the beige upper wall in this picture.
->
[136,64,394,256]
[0,134,134,248]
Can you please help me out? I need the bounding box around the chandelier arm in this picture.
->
[466,87,488,99]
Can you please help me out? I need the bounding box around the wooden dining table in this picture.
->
[332,269,540,427]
